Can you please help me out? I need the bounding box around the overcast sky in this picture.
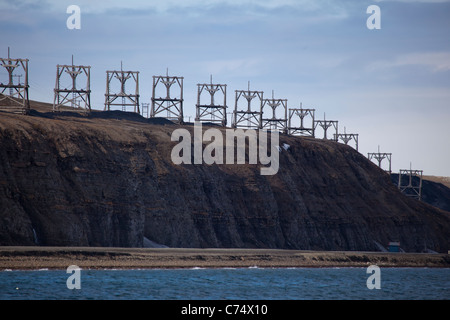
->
[1,0,449,176]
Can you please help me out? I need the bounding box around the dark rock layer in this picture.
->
[390,173,450,213]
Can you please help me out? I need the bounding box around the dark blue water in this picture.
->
[0,267,448,300]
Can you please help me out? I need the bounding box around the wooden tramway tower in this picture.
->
[334,126,359,151]
[104,61,140,113]
[232,81,263,130]
[260,90,288,134]
[398,163,423,201]
[288,102,315,137]
[313,112,338,140]
[150,69,184,123]
[0,47,30,114]
[195,75,227,126]
[53,55,91,113]
[367,145,392,174]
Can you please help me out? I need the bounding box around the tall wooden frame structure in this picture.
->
[288,103,315,136]
[260,90,288,133]
[104,62,140,113]
[141,102,150,118]
[53,55,91,112]
[335,127,359,151]
[195,75,227,126]
[398,164,423,201]
[368,146,392,174]
[232,81,263,130]
[0,48,30,114]
[150,70,184,123]
[314,113,338,140]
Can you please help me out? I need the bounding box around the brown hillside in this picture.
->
[423,175,450,189]
[0,99,449,252]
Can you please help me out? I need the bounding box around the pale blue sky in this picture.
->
[1,0,449,176]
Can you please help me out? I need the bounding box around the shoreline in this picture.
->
[1,246,449,270]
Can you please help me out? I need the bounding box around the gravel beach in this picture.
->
[1,246,449,270]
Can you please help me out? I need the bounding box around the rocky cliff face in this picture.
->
[0,105,449,252]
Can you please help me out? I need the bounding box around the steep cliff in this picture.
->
[0,102,449,252]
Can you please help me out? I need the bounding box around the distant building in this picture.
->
[388,242,400,252]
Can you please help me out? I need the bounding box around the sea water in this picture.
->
[0,267,448,300]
